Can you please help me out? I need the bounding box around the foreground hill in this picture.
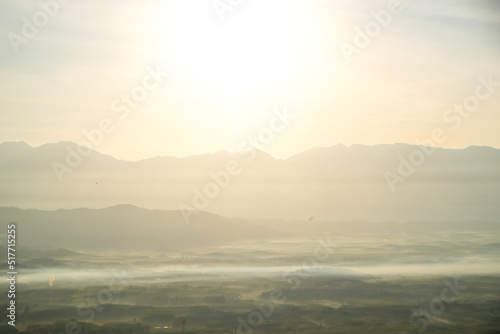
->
[0,205,498,252]
[0,205,286,251]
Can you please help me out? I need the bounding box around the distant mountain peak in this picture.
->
[0,140,32,149]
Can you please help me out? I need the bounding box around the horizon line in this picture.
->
[1,140,498,162]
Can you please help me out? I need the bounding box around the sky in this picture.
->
[0,0,499,160]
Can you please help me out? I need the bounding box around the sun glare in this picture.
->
[154,0,306,97]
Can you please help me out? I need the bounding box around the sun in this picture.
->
[152,0,306,97]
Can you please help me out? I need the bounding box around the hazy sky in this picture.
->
[1,0,499,160]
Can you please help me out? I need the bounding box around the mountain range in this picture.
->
[1,141,499,222]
